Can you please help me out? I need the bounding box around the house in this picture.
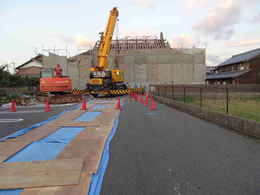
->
[206,48,260,84]
[16,53,68,78]
[15,54,44,78]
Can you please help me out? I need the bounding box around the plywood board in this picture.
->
[0,141,32,162]
[58,139,105,173]
[62,122,100,127]
[21,172,91,195]
[0,159,83,189]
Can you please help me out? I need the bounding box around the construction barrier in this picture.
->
[110,89,129,95]
[71,88,88,95]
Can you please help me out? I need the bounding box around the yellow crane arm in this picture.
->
[98,7,119,70]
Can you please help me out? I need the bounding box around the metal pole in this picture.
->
[172,81,174,100]
[184,86,186,103]
[226,87,229,114]
[200,87,202,108]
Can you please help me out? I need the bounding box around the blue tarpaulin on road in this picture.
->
[88,117,119,195]
[74,112,101,122]
[6,127,84,163]
[93,105,112,110]
[0,126,85,195]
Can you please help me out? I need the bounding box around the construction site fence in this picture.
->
[150,84,260,120]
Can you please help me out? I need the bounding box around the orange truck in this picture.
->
[40,64,72,94]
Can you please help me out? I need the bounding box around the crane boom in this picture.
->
[98,7,119,70]
[87,7,128,97]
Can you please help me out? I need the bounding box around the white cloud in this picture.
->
[227,39,260,47]
[207,54,224,66]
[250,12,260,23]
[171,34,206,48]
[74,35,94,48]
[120,29,158,38]
[133,0,154,8]
[193,0,241,40]
[56,34,94,48]
[171,34,196,48]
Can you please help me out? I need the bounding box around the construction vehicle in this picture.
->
[40,64,72,94]
[38,64,82,104]
[87,7,128,97]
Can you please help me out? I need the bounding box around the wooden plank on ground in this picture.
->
[21,172,91,195]
[0,141,32,162]
[0,159,83,189]
[58,139,105,173]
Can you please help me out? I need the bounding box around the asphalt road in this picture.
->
[101,99,260,195]
[0,104,77,138]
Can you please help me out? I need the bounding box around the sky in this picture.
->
[1,0,260,70]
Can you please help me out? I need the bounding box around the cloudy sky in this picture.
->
[1,0,260,69]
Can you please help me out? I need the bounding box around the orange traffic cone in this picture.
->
[10,100,17,112]
[115,97,121,110]
[44,98,51,112]
[81,99,87,111]
[144,95,149,107]
[150,97,157,111]
[134,93,138,101]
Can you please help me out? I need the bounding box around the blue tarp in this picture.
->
[74,112,101,122]
[0,126,85,195]
[93,105,112,110]
[88,117,119,195]
[6,127,84,163]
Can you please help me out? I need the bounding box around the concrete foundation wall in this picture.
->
[42,54,68,76]
[68,47,206,89]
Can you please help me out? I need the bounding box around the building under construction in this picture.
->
[62,33,205,89]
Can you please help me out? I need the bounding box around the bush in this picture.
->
[0,67,39,88]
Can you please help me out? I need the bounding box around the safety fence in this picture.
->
[150,84,260,122]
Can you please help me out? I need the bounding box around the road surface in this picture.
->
[101,99,260,195]
[0,103,77,138]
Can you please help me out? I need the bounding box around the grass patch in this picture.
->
[175,96,260,122]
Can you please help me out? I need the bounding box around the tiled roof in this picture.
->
[219,48,260,67]
[206,69,250,80]
[16,54,44,70]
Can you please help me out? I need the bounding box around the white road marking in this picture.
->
[0,110,43,114]
[0,119,24,123]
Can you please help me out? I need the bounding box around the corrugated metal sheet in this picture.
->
[206,69,250,80]
[219,48,260,67]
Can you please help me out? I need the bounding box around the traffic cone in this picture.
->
[144,95,149,107]
[115,97,121,110]
[10,100,17,112]
[81,99,87,111]
[150,97,157,111]
[44,98,51,112]
[134,93,138,101]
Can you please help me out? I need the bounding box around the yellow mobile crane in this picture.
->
[87,7,128,97]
